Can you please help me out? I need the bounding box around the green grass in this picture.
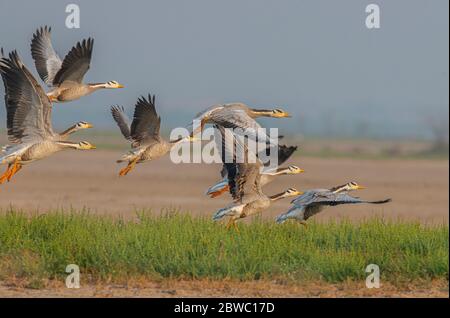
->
[0,211,447,287]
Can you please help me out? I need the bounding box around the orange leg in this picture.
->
[209,185,230,198]
[225,218,239,233]
[225,218,233,230]
[233,221,240,233]
[7,161,22,182]
[119,158,138,176]
[0,164,12,184]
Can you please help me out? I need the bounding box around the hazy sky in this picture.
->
[0,0,448,139]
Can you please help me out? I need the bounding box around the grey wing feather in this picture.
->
[210,109,262,131]
[214,125,262,201]
[276,205,306,223]
[0,51,53,143]
[53,38,93,85]
[30,26,62,86]
[232,161,262,201]
[0,48,7,107]
[219,137,296,175]
[287,190,391,221]
[111,106,132,140]
[130,94,161,146]
[291,190,326,205]
[314,193,392,206]
[211,109,278,149]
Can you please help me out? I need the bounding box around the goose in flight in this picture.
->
[0,50,96,183]
[111,94,195,176]
[189,103,291,141]
[206,141,303,198]
[275,182,392,226]
[211,125,302,231]
[30,26,123,102]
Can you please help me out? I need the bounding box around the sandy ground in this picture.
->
[0,150,448,222]
[0,279,447,298]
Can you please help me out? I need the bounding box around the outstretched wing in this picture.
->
[110,105,131,141]
[214,125,262,202]
[219,137,296,176]
[297,191,392,207]
[130,94,161,146]
[30,26,62,86]
[0,51,54,143]
[210,108,262,131]
[0,48,7,107]
[53,38,93,85]
[315,193,392,206]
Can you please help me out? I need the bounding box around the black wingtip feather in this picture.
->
[277,144,298,165]
[370,198,392,204]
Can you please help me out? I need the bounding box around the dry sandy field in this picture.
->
[0,150,448,222]
[0,279,448,298]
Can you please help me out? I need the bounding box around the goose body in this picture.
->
[111,94,193,176]
[190,103,291,144]
[31,26,123,102]
[275,182,391,225]
[0,50,96,183]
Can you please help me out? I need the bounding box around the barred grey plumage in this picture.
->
[275,182,392,225]
[189,103,290,146]
[30,26,123,102]
[0,50,95,183]
[206,139,303,198]
[111,94,193,176]
[211,125,302,231]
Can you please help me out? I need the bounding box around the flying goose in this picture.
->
[0,51,96,183]
[211,125,302,231]
[275,182,392,226]
[189,103,291,143]
[30,26,123,102]
[111,94,195,176]
[206,142,302,198]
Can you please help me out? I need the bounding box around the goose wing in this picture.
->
[277,144,298,166]
[0,48,7,107]
[52,38,93,86]
[218,138,296,177]
[214,125,262,202]
[310,193,392,206]
[129,94,161,146]
[30,26,63,87]
[110,105,132,141]
[210,108,262,131]
[0,51,54,143]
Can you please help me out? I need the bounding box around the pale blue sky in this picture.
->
[0,0,448,139]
